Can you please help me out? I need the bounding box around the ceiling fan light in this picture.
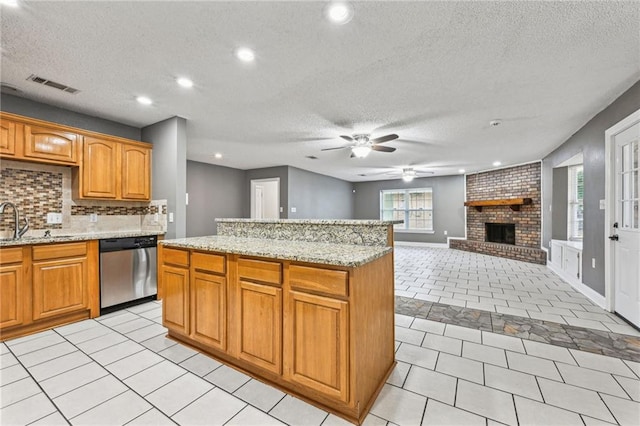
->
[352,146,371,158]
[402,169,417,182]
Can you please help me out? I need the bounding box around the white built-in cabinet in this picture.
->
[549,240,582,288]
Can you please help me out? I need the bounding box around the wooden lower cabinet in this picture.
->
[237,280,282,374]
[32,256,88,320]
[0,250,25,329]
[161,264,189,335]
[0,241,99,341]
[161,247,395,424]
[285,290,349,402]
[190,271,226,351]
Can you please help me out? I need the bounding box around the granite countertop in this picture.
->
[161,236,393,267]
[215,218,403,226]
[0,231,165,247]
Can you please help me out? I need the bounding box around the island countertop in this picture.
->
[215,218,403,225]
[160,235,393,267]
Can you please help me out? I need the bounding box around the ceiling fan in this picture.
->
[321,133,399,158]
[358,167,435,182]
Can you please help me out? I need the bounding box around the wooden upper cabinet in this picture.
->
[0,118,17,156]
[24,124,79,165]
[121,143,151,200]
[82,137,118,199]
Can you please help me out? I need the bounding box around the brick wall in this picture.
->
[452,162,546,264]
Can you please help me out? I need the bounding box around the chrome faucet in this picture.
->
[0,202,30,239]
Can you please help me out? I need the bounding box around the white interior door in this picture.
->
[608,112,640,327]
[250,178,280,219]
[255,186,264,219]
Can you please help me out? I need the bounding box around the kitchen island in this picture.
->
[159,219,398,424]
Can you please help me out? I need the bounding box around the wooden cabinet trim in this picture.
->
[0,112,151,149]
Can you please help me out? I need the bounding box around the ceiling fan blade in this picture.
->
[321,146,348,151]
[371,145,396,153]
[340,135,354,142]
[371,134,399,144]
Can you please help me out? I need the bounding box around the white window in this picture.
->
[568,165,584,240]
[380,188,433,231]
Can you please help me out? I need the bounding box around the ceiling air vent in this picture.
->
[26,74,80,94]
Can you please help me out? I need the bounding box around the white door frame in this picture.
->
[250,177,280,219]
[604,108,640,312]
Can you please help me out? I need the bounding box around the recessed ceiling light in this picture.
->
[0,0,19,7]
[236,47,255,62]
[136,96,152,105]
[493,161,502,167]
[176,77,193,88]
[458,169,466,174]
[214,153,223,159]
[326,2,353,24]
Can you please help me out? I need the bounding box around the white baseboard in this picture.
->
[547,262,607,309]
[394,241,448,248]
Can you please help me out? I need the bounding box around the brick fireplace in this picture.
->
[450,162,546,264]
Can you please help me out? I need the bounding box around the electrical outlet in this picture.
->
[46,212,63,224]
[169,212,174,223]
[89,213,98,223]
[280,206,283,213]
[592,258,596,269]
[154,213,159,223]
[444,230,448,235]
[291,207,297,213]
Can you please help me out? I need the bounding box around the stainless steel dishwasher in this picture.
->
[100,235,157,313]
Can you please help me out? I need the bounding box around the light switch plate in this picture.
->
[599,199,605,210]
[169,212,174,223]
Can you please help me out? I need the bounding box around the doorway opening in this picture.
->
[251,178,280,219]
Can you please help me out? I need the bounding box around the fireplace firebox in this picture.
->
[485,223,515,245]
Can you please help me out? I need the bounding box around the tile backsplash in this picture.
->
[1,167,63,230]
[0,159,166,238]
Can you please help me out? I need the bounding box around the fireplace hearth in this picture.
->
[485,223,515,245]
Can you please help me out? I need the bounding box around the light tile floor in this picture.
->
[2,248,640,425]
[394,245,640,336]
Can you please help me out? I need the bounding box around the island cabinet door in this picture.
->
[284,290,349,403]
[161,265,190,335]
[190,271,226,351]
[236,280,282,374]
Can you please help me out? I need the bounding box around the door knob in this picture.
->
[609,234,619,241]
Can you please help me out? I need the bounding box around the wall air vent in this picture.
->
[26,74,80,94]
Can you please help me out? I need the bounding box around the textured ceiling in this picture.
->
[1,1,638,181]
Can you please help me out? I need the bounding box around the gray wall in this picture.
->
[142,117,187,239]
[542,80,640,295]
[288,166,354,219]
[0,94,141,140]
[551,167,569,241]
[244,166,289,219]
[186,160,245,237]
[354,175,465,244]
